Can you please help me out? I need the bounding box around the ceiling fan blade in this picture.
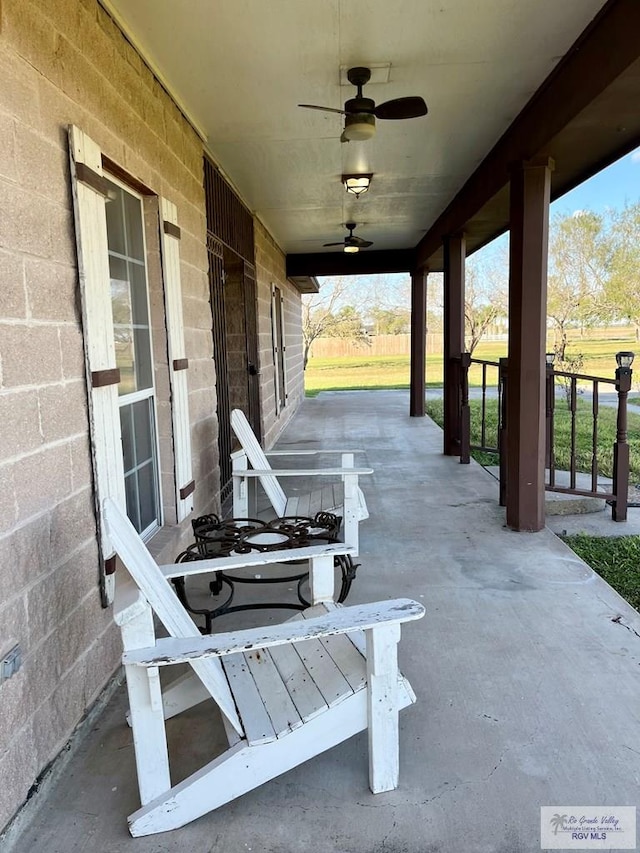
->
[374,96,428,120]
[323,241,345,247]
[298,104,346,115]
[351,237,373,248]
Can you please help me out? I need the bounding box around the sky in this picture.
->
[314,145,640,306]
[550,146,640,216]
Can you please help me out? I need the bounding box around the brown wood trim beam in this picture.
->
[102,156,154,196]
[75,162,109,196]
[286,249,414,278]
[91,368,121,388]
[179,480,195,500]
[409,269,427,417]
[173,358,189,371]
[443,235,465,455]
[415,0,640,268]
[163,220,181,240]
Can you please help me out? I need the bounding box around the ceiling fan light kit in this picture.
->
[342,173,373,197]
[341,112,376,141]
[299,65,427,144]
[323,222,373,253]
[299,66,427,251]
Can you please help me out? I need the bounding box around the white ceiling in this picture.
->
[105,0,606,255]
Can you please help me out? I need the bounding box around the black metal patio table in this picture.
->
[171,513,358,632]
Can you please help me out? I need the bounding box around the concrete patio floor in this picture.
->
[5,391,640,853]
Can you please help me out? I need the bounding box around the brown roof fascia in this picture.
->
[415,0,640,269]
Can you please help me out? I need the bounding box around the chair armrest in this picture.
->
[231,467,373,477]
[123,599,426,667]
[159,542,355,580]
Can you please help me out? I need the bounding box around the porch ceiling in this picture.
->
[104,0,634,270]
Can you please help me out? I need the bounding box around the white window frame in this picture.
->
[105,174,163,540]
[271,284,288,414]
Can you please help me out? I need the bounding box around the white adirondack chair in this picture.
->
[103,498,424,837]
[230,408,372,554]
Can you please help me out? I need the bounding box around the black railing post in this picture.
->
[545,356,555,470]
[460,352,471,464]
[498,357,508,507]
[612,357,633,521]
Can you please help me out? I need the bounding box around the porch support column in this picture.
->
[506,157,554,531]
[443,234,465,455]
[410,267,428,417]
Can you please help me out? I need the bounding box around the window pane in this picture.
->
[110,256,132,325]
[137,461,157,533]
[130,263,153,390]
[132,399,153,464]
[105,184,126,256]
[110,256,135,395]
[120,399,159,535]
[124,471,140,533]
[120,404,134,471]
[123,190,145,261]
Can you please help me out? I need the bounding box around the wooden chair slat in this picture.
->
[221,654,277,745]
[268,642,329,723]
[244,649,304,738]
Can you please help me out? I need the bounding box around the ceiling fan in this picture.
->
[324,222,373,253]
[299,66,427,142]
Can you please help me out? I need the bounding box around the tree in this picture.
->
[464,262,507,355]
[547,210,609,358]
[301,278,369,369]
[604,203,640,340]
[369,306,411,335]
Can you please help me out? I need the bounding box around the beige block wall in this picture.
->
[254,219,304,448]
[0,0,219,831]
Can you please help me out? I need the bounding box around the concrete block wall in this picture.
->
[254,219,304,449]
[0,0,218,831]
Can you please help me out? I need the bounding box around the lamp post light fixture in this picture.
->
[616,351,635,369]
[342,173,373,198]
[545,352,555,366]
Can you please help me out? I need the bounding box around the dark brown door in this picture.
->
[204,156,261,513]
[243,261,261,437]
[207,236,233,511]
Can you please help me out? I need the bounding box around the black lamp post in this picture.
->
[612,351,634,521]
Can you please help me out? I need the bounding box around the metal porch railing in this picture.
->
[455,353,636,521]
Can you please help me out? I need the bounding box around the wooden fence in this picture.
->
[309,333,443,358]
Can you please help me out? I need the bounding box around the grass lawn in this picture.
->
[304,333,639,396]
[304,354,443,395]
[561,534,640,612]
[425,396,640,482]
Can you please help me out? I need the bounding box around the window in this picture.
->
[271,285,287,413]
[69,125,194,604]
[105,178,161,536]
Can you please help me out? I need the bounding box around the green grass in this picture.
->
[561,534,640,612]
[304,333,638,396]
[425,396,640,482]
[304,354,444,395]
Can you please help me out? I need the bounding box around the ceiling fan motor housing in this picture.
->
[343,111,376,141]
